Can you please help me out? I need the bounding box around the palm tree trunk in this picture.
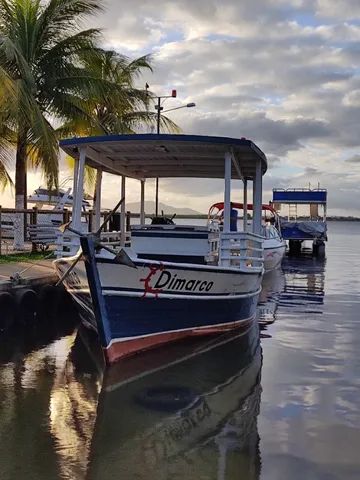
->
[14,129,27,250]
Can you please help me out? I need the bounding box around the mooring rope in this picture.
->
[0,251,55,283]
[16,251,56,276]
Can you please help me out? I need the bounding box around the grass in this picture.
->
[0,251,55,264]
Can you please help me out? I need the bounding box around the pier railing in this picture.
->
[211,231,264,271]
[0,207,132,256]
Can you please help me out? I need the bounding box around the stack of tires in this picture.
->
[0,285,76,332]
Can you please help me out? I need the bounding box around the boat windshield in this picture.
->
[262,225,280,239]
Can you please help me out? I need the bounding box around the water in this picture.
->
[0,221,359,479]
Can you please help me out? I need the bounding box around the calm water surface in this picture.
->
[0,221,359,479]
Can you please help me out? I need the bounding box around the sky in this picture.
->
[2,0,360,215]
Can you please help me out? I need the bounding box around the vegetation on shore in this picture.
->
[0,251,54,264]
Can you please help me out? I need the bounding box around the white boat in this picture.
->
[28,186,91,209]
[208,202,286,271]
[54,133,268,364]
[27,187,91,253]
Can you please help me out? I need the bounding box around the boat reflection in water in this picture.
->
[257,268,286,326]
[51,323,263,479]
[280,255,325,308]
[257,255,325,330]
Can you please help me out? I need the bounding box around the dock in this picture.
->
[0,259,72,331]
[0,259,57,292]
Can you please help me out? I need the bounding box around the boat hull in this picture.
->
[103,294,258,362]
[54,238,262,363]
[263,242,286,271]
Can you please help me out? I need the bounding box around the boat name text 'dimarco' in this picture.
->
[141,265,214,297]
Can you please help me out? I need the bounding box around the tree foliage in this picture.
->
[0,0,180,197]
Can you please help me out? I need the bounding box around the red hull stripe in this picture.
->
[105,317,253,363]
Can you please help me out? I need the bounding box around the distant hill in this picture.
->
[125,201,202,216]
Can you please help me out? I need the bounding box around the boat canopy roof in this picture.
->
[60,134,267,180]
[273,188,327,204]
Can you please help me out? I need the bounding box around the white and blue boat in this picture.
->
[54,134,267,364]
[272,187,327,255]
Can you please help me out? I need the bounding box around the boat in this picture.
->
[54,133,268,364]
[208,202,286,271]
[28,186,92,210]
[50,324,262,479]
[272,187,327,255]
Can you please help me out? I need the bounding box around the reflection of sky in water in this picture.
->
[0,221,359,479]
[259,222,360,480]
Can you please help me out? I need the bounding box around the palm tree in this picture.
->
[58,49,180,137]
[0,0,110,248]
[58,49,180,198]
[0,67,15,189]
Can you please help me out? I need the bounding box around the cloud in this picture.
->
[184,112,331,156]
[345,155,360,163]
[2,0,360,216]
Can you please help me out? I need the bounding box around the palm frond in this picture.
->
[26,98,59,189]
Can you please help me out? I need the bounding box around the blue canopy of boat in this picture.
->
[60,133,267,180]
[273,188,327,204]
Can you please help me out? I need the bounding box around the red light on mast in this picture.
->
[171,89,177,98]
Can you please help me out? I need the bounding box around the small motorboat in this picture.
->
[208,202,286,272]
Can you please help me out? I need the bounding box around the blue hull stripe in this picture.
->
[104,294,258,341]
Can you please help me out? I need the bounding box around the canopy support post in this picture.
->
[243,178,248,232]
[252,160,262,235]
[223,151,232,233]
[72,158,80,216]
[93,168,102,232]
[72,147,86,231]
[155,177,159,216]
[120,175,126,246]
[140,180,145,225]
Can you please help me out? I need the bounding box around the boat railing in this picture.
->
[55,230,131,258]
[273,187,327,192]
[209,231,264,271]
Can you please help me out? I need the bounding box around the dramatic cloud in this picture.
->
[89,0,360,214]
[1,0,359,215]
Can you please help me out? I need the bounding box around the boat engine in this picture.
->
[151,211,176,225]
